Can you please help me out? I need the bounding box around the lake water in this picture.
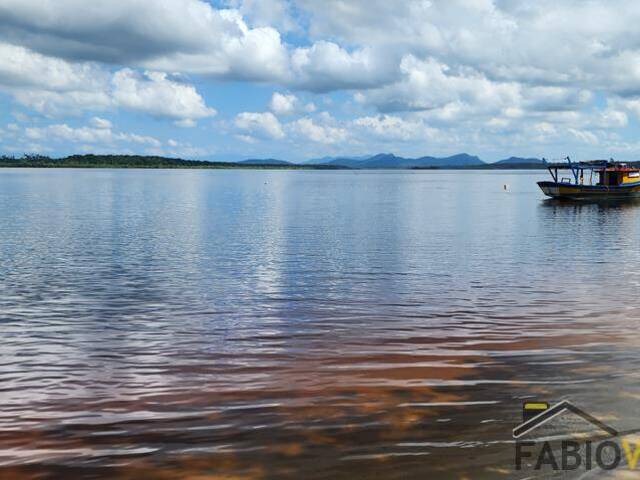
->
[2,168,640,479]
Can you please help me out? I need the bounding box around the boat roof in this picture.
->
[546,160,640,171]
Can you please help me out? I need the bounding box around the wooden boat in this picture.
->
[538,157,640,199]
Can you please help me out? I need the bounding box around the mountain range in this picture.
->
[243,154,545,169]
[239,158,292,165]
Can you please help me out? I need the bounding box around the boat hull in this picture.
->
[537,181,640,199]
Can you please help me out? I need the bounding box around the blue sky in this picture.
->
[2,0,640,162]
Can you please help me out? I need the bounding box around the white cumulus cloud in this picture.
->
[89,117,112,129]
[0,42,111,115]
[290,116,348,144]
[112,69,216,125]
[269,92,298,116]
[235,112,285,139]
[25,123,161,148]
[0,0,290,82]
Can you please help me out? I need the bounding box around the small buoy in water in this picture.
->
[503,184,509,191]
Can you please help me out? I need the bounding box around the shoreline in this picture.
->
[0,163,549,171]
[0,165,548,170]
[0,154,548,170]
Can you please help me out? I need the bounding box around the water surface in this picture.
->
[1,169,640,479]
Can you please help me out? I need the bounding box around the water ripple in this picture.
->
[1,169,639,479]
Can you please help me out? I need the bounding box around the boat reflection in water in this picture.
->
[542,197,640,210]
[538,157,640,200]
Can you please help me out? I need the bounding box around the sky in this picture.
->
[2,0,640,162]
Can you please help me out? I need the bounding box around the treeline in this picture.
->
[0,154,346,169]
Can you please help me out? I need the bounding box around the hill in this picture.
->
[494,157,544,166]
[414,153,485,168]
[239,158,292,165]
[303,155,370,165]
[324,153,486,168]
[483,157,546,169]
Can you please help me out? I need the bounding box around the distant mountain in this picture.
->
[206,153,254,163]
[323,153,486,168]
[365,153,412,167]
[240,158,292,165]
[303,155,370,165]
[485,157,547,169]
[346,153,411,168]
[414,153,485,168]
[303,156,335,165]
[324,153,413,168]
[493,157,544,165]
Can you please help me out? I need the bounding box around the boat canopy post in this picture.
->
[566,156,579,184]
[544,157,558,183]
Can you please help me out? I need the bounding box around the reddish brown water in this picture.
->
[2,169,640,479]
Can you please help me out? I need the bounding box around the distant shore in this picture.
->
[0,154,550,170]
[0,155,348,170]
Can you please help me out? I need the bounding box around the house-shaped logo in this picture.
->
[513,400,618,439]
